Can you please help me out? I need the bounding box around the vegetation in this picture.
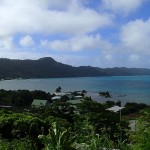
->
[0,89,150,149]
[0,57,150,79]
[122,102,148,115]
[129,109,150,150]
[38,122,75,150]
[55,86,62,93]
[0,89,52,107]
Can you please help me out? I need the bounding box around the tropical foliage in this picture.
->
[0,90,150,149]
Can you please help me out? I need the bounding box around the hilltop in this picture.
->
[0,57,150,79]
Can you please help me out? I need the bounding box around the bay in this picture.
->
[0,76,150,105]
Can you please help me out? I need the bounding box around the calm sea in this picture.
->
[0,76,150,105]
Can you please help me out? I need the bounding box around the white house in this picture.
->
[54,92,66,96]
[51,96,61,101]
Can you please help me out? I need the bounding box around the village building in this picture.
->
[31,99,49,108]
[51,96,61,101]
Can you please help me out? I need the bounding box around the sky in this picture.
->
[0,0,150,68]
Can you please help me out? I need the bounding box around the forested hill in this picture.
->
[0,57,150,79]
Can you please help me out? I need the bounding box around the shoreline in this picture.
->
[0,76,150,105]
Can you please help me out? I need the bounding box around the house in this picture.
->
[54,92,66,96]
[31,99,49,108]
[51,96,61,101]
[107,105,124,121]
[107,105,124,112]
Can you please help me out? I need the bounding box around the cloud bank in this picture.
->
[0,0,149,68]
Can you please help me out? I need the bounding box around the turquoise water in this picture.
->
[0,76,150,105]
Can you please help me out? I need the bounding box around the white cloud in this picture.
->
[129,54,139,61]
[120,18,150,53]
[102,0,146,14]
[0,0,112,37]
[0,37,14,51]
[44,34,101,51]
[41,34,114,52]
[52,54,89,66]
[0,0,149,69]
[105,54,113,61]
[19,35,34,47]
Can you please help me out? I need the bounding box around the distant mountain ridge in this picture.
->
[0,57,150,79]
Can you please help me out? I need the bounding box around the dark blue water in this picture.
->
[0,76,150,105]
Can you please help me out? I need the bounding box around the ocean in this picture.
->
[0,76,150,105]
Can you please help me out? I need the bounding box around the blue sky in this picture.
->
[0,0,150,68]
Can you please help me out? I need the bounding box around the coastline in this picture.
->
[0,76,150,105]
